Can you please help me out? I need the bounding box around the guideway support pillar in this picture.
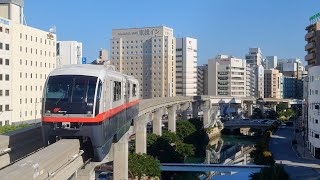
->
[202,100,211,127]
[113,131,129,180]
[153,108,165,136]
[167,105,177,133]
[135,114,149,154]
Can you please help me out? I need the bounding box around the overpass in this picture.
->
[0,96,301,179]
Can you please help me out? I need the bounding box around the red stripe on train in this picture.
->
[42,99,140,123]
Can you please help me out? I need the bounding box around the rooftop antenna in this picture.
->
[49,26,56,34]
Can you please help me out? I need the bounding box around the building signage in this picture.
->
[117,28,160,36]
[0,18,9,26]
[47,33,54,40]
[82,57,87,64]
[309,12,320,24]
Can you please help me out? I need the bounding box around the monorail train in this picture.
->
[41,64,139,161]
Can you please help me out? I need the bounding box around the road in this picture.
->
[270,127,320,180]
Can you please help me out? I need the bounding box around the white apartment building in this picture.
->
[208,55,247,97]
[197,64,208,95]
[56,41,82,67]
[245,48,264,98]
[0,0,56,125]
[245,48,262,66]
[110,26,176,99]
[307,66,320,158]
[265,56,277,69]
[176,37,197,96]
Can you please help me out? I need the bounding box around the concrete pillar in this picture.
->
[247,103,253,117]
[243,153,247,165]
[113,132,129,180]
[167,106,177,133]
[135,121,147,154]
[202,101,211,127]
[153,109,163,136]
[271,103,277,112]
[192,101,199,119]
[287,102,291,108]
[181,103,190,120]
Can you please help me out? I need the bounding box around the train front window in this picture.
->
[45,75,99,115]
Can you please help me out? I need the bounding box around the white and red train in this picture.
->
[41,64,139,161]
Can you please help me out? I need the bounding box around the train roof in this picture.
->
[49,64,123,77]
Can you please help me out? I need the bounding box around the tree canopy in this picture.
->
[128,153,161,179]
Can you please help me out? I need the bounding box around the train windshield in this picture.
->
[45,75,101,115]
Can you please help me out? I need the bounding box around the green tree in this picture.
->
[175,141,195,161]
[162,130,179,144]
[266,110,278,120]
[176,121,197,140]
[250,165,289,180]
[276,103,288,113]
[128,153,161,179]
[252,108,264,119]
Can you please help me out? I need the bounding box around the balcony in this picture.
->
[305,53,315,61]
[305,42,315,51]
[305,31,315,40]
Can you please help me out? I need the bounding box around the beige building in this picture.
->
[264,69,283,99]
[110,26,176,99]
[208,55,247,97]
[305,21,320,70]
[0,0,56,125]
[176,37,197,96]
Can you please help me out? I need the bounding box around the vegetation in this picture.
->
[128,153,160,180]
[252,108,264,119]
[250,126,289,180]
[0,124,31,134]
[250,164,290,180]
[276,104,296,121]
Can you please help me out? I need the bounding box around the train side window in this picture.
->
[128,83,131,97]
[96,80,102,100]
[113,81,121,101]
[132,84,137,97]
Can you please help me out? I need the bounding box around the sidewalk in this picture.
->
[293,131,320,164]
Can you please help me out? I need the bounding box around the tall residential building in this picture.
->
[245,48,264,98]
[56,41,82,67]
[208,55,246,97]
[246,64,255,97]
[307,66,320,158]
[264,69,283,99]
[305,21,320,70]
[176,37,197,96]
[110,26,176,99]
[197,64,208,95]
[305,15,320,159]
[245,48,262,66]
[0,0,56,125]
[265,56,277,69]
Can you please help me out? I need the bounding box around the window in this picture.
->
[0,90,2,96]
[0,43,2,49]
[113,81,122,101]
[316,134,320,138]
[315,104,319,110]
[5,90,9,96]
[5,74,9,81]
[132,84,137,97]
[0,58,2,65]
[5,44,9,50]
[0,27,2,32]
[5,59,9,65]
[5,105,9,111]
[5,28,9,34]
[5,120,9,125]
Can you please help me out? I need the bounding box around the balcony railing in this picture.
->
[305,53,315,61]
[305,42,315,51]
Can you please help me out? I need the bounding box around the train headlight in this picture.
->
[87,111,92,114]
[46,110,51,114]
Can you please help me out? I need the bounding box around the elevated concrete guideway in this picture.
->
[0,96,302,180]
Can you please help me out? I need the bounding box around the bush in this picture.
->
[129,153,160,179]
[0,124,30,134]
[250,164,290,180]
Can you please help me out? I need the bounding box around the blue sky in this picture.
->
[24,0,320,65]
